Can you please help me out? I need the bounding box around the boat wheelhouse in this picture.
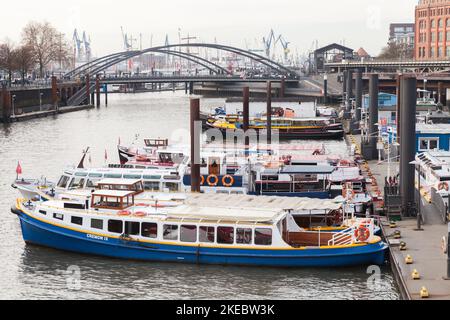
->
[13,193,387,268]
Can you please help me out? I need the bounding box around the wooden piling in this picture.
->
[190,98,201,193]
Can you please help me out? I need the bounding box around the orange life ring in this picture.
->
[439,182,449,192]
[207,175,219,187]
[222,175,234,187]
[354,225,371,242]
[151,203,166,208]
[134,211,147,217]
[135,203,149,207]
[342,187,355,199]
[200,175,205,186]
[118,210,131,216]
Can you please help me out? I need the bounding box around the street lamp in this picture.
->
[410,160,424,231]
[11,95,16,117]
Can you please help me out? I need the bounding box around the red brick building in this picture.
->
[415,0,450,60]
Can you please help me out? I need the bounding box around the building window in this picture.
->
[108,220,123,234]
[217,227,235,245]
[431,47,436,58]
[439,19,443,28]
[236,228,253,244]
[431,19,436,28]
[419,138,439,151]
[71,216,83,226]
[439,32,443,43]
[255,229,273,246]
[163,225,179,241]
[199,226,215,243]
[431,32,436,42]
[91,219,103,230]
[447,47,450,57]
[142,223,158,238]
[125,221,140,236]
[180,225,197,243]
[53,213,64,221]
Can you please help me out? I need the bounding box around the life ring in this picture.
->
[135,203,149,207]
[354,225,371,242]
[207,175,219,187]
[222,175,234,187]
[200,176,205,186]
[151,203,166,208]
[134,211,147,217]
[438,182,449,192]
[342,188,355,199]
[339,160,351,167]
[118,210,131,216]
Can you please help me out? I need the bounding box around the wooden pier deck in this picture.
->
[7,105,94,123]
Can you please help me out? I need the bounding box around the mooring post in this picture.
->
[438,82,444,104]
[267,81,272,145]
[400,76,417,217]
[85,74,91,105]
[243,86,250,149]
[1,85,10,122]
[51,76,58,110]
[95,75,101,107]
[190,98,201,193]
[104,84,108,106]
[323,74,328,105]
[368,74,379,159]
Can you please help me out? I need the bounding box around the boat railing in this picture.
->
[327,227,354,247]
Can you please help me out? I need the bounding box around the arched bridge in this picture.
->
[65,44,300,106]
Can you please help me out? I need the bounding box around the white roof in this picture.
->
[92,190,135,197]
[416,123,450,134]
[97,178,142,186]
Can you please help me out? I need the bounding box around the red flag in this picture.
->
[16,162,22,175]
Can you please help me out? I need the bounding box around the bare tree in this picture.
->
[377,42,414,60]
[0,40,17,86]
[22,21,71,78]
[14,45,35,85]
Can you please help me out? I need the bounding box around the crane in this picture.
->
[83,31,91,62]
[120,26,132,51]
[263,29,276,58]
[73,29,82,60]
[276,35,290,62]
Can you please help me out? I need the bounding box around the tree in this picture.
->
[22,21,71,78]
[377,42,414,60]
[0,40,17,85]
[14,45,35,85]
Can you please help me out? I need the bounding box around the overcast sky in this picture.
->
[2,0,418,57]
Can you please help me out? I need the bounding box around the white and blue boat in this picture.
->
[12,193,387,268]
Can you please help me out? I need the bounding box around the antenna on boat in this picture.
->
[77,147,90,169]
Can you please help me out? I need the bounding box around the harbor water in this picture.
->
[0,91,399,300]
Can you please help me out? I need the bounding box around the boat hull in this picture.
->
[209,127,345,140]
[16,210,387,268]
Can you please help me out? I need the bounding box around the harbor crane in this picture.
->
[72,29,83,60]
[83,31,91,62]
[276,35,290,62]
[263,29,276,58]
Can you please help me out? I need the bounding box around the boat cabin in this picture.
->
[144,139,169,148]
[97,179,144,196]
[91,190,136,210]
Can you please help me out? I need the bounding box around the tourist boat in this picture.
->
[11,193,387,267]
[415,151,450,196]
[207,117,344,140]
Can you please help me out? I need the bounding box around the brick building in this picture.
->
[415,0,450,60]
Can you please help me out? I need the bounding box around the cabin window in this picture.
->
[124,175,142,180]
[125,221,140,236]
[180,225,197,243]
[217,227,234,245]
[88,173,103,178]
[104,174,122,179]
[144,181,160,191]
[86,180,100,188]
[199,226,215,243]
[57,176,70,188]
[164,182,179,192]
[163,225,179,241]
[255,229,273,246]
[91,219,103,230]
[142,223,158,238]
[39,210,47,215]
[69,177,86,189]
[108,220,123,234]
[53,213,64,221]
[71,216,83,226]
[419,138,439,151]
[143,175,162,180]
[236,228,253,244]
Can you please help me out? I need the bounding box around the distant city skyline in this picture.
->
[1,0,418,58]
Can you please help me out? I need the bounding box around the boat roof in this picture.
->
[63,166,177,176]
[97,178,142,186]
[261,165,336,175]
[92,190,136,197]
[185,193,342,211]
[416,123,450,134]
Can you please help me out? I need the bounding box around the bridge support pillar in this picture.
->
[396,74,402,144]
[190,98,201,193]
[438,82,444,105]
[323,75,328,105]
[352,70,363,134]
[185,82,188,94]
[399,76,417,217]
[86,75,91,105]
[104,84,108,106]
[51,76,58,110]
[189,82,194,95]
[267,81,272,145]
[96,75,101,107]
[342,70,347,105]
[1,85,11,123]
[361,74,379,160]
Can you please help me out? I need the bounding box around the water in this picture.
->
[0,91,399,300]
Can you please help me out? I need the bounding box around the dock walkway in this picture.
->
[7,105,94,123]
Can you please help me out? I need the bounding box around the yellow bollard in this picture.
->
[394,231,402,239]
[400,242,407,251]
[412,269,421,280]
[405,255,413,264]
[390,221,397,229]
[420,287,429,299]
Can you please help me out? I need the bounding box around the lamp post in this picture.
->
[410,160,424,231]
[11,95,16,117]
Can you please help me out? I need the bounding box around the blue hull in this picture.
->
[17,212,387,268]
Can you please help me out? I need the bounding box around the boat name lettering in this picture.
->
[87,234,108,241]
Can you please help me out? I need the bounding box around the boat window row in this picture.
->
[39,209,272,245]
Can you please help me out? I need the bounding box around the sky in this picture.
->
[1,0,418,58]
